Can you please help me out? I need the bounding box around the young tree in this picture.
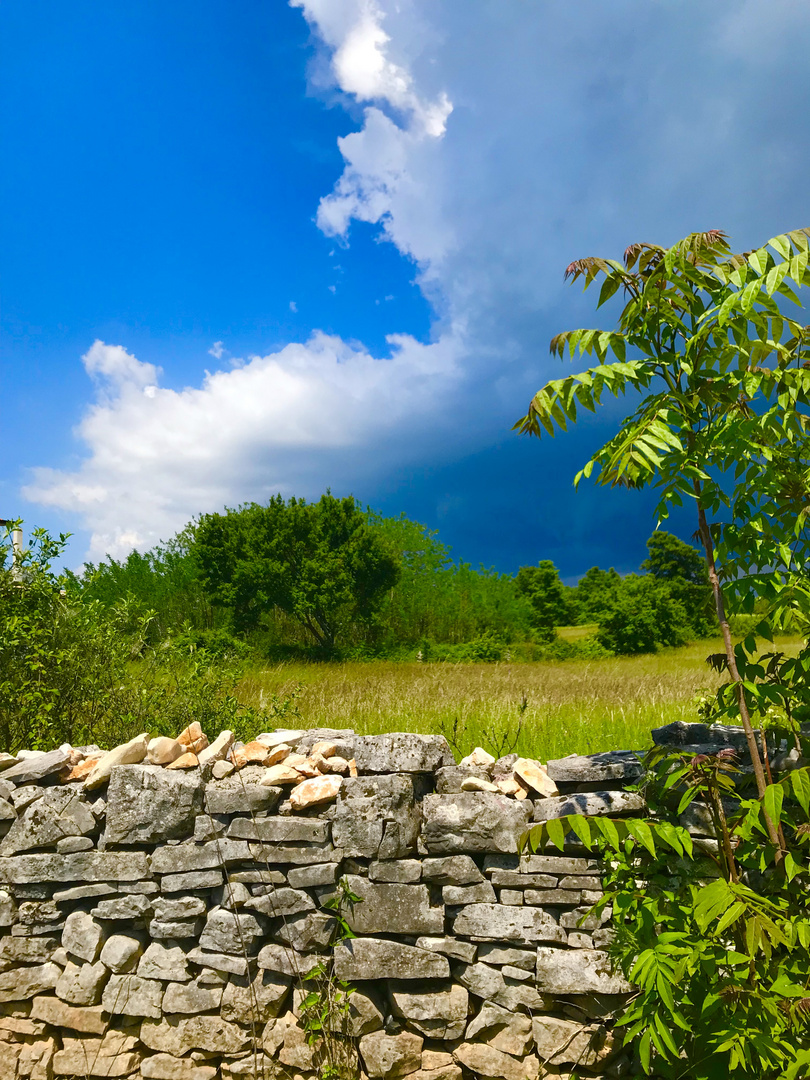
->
[193,494,400,650]
[515,559,571,641]
[642,529,714,635]
[573,565,623,624]
[516,227,810,850]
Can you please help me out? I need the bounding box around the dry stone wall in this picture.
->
[0,724,666,1080]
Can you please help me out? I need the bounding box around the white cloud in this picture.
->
[23,334,462,562]
[208,341,226,359]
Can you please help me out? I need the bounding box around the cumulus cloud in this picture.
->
[23,334,462,562]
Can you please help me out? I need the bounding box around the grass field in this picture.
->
[237,636,804,762]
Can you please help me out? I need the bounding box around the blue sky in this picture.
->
[3,1,810,577]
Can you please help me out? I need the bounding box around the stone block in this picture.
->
[442,882,496,905]
[84,733,150,791]
[160,870,223,893]
[342,876,444,935]
[0,935,59,964]
[535,947,631,994]
[1,787,96,855]
[55,960,108,1005]
[465,1001,533,1056]
[148,918,203,940]
[184,949,248,977]
[334,938,449,981]
[102,973,163,1018]
[390,980,469,1040]
[248,842,342,865]
[257,944,321,978]
[452,904,566,944]
[198,908,266,955]
[453,1042,539,1080]
[92,894,152,920]
[152,896,206,920]
[275,911,335,953]
[532,790,645,821]
[151,841,250,874]
[202,783,281,816]
[219,970,290,1024]
[545,750,643,784]
[414,936,477,964]
[162,979,223,1013]
[0,851,150,883]
[532,1014,618,1067]
[138,943,191,982]
[0,962,60,1001]
[140,1015,251,1057]
[359,1030,423,1079]
[243,887,314,919]
[421,855,484,886]
[325,987,385,1037]
[99,934,143,974]
[476,944,535,970]
[489,870,558,888]
[227,817,329,843]
[105,766,204,844]
[422,794,531,854]
[2,749,69,785]
[30,995,107,1033]
[62,911,106,962]
[287,862,339,888]
[369,859,421,883]
[140,1054,217,1080]
[455,962,550,1012]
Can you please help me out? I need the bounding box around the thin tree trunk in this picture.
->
[693,487,783,855]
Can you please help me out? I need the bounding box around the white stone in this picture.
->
[211,760,234,779]
[513,758,558,798]
[147,738,184,766]
[197,730,234,767]
[460,747,496,768]
[62,911,105,963]
[460,776,499,793]
[84,733,149,790]
[141,1053,217,1080]
[288,774,342,810]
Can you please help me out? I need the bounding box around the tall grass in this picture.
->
[236,636,804,762]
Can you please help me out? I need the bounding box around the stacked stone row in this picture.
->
[0,729,650,1080]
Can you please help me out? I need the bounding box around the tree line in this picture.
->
[74,493,714,658]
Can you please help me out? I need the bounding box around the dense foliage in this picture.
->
[519,226,810,1077]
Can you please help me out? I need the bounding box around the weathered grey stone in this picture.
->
[477,944,535,970]
[275,911,335,953]
[359,1030,423,1079]
[56,960,108,1004]
[138,943,191,983]
[335,938,449,981]
[369,859,421,883]
[331,796,383,857]
[353,733,453,774]
[198,907,266,955]
[220,970,291,1024]
[148,918,204,940]
[243,887,314,919]
[92,894,152,920]
[30,995,107,1033]
[57,835,94,853]
[287,862,339,888]
[0,890,14,926]
[453,904,565,944]
[532,1014,618,1067]
[160,870,223,892]
[535,947,631,994]
[102,972,163,1018]
[422,855,484,886]
[390,981,468,1040]
[141,1053,218,1080]
[53,883,114,903]
[532,790,645,821]
[465,1002,533,1056]
[0,787,95,855]
[140,1015,251,1057]
[455,962,550,1012]
[203,783,281,816]
[184,949,248,977]
[228,869,285,885]
[338,774,421,859]
[54,1032,141,1076]
[326,987,385,1037]
[105,766,204,844]
[414,936,477,963]
[483,854,597,875]
[0,851,151,883]
[523,888,582,905]
[560,905,612,930]
[442,882,496,905]
[99,934,142,973]
[435,766,491,794]
[453,1042,539,1080]
[248,842,342,865]
[2,748,69,785]
[152,896,207,920]
[151,840,250,874]
[162,979,223,1014]
[0,962,60,1001]
[227,817,329,843]
[257,944,321,978]
[62,911,106,962]
[343,875,444,935]
[422,794,531,854]
[0,934,59,963]
[489,870,558,888]
[546,750,643,784]
[16,898,61,929]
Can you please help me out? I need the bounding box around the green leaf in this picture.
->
[626,819,656,857]
[762,783,784,829]
[565,814,593,849]
[545,816,567,852]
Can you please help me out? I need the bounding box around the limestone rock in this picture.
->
[140,1015,250,1057]
[255,729,304,749]
[453,1042,539,1080]
[476,944,535,970]
[257,944,321,978]
[326,987,385,1037]
[177,723,208,756]
[211,760,233,779]
[147,737,184,766]
[455,962,550,1012]
[532,1014,618,1067]
[92,894,152,920]
[227,817,328,843]
[153,896,207,920]
[243,887,314,919]
[275,911,335,953]
[62,911,106,962]
[54,1032,141,1077]
[105,765,204,845]
[0,850,150,884]
[2,748,69,785]
[353,733,453,774]
[359,1030,423,1079]
[165,753,199,771]
[102,973,163,1018]
[220,970,291,1024]
[232,741,270,768]
[545,750,643,784]
[289,774,342,810]
[151,840,249,874]
[369,859,421,883]
[465,1002,533,1056]
[138,943,191,982]
[535,947,631,994]
[459,747,496,768]
[453,904,566,944]
[460,776,499,793]
[184,949,248,977]
[414,936,477,963]
[260,764,302,786]
[287,862,340,888]
[141,1053,217,1080]
[0,934,59,963]
[30,995,106,1033]
[198,907,266,955]
[162,979,223,1014]
[512,758,558,798]
[55,960,108,1004]
[532,790,645,821]
[343,876,443,935]
[160,870,223,892]
[202,783,280,815]
[99,934,143,974]
[84,733,150,790]
[422,793,531,854]
[442,882,496,905]
[57,835,94,853]
[422,856,483,886]
[196,730,234,768]
[390,981,468,1040]
[336,774,420,859]
[1,786,96,855]
[334,938,449,981]
[0,962,60,1002]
